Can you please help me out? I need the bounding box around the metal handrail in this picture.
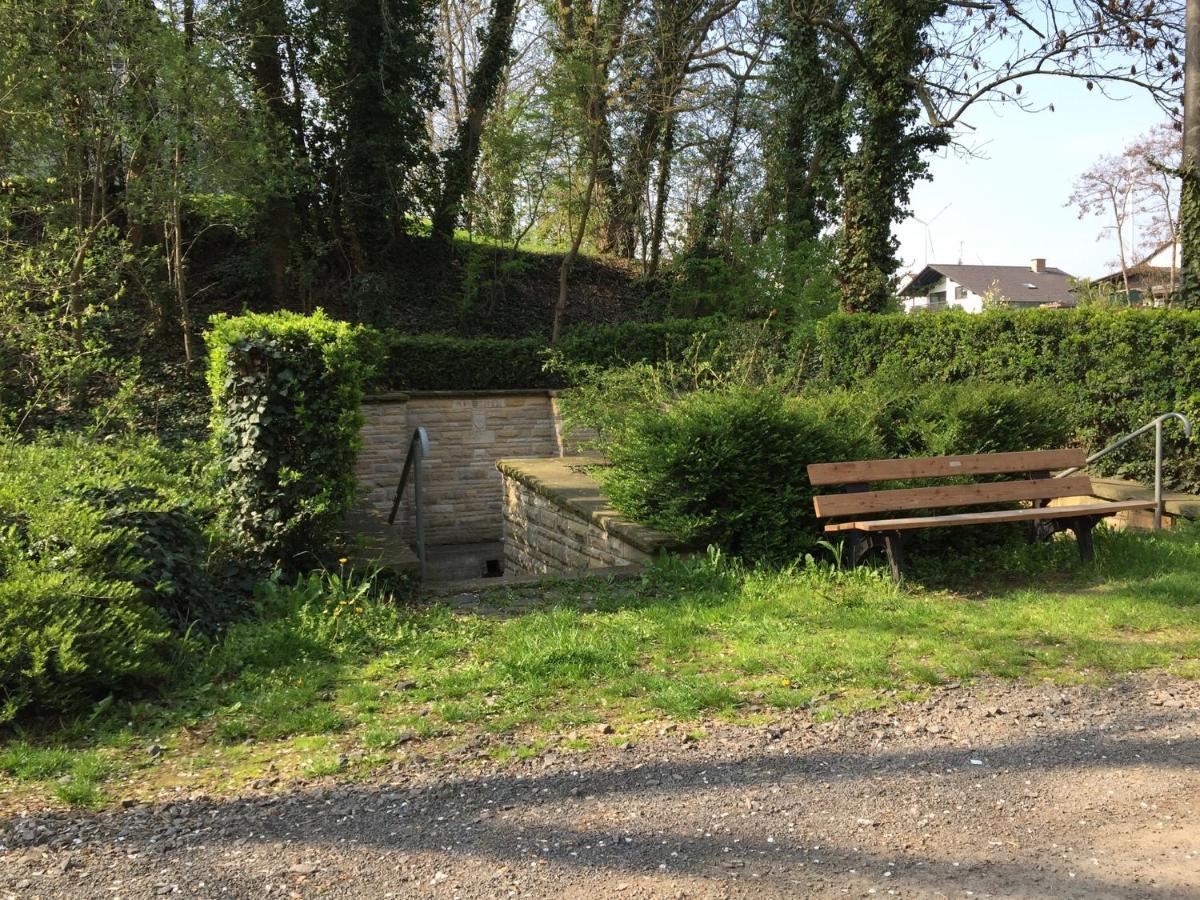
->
[388,426,430,578]
[1055,412,1193,530]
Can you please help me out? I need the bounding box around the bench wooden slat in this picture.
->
[813,475,1094,518]
[824,500,1157,533]
[807,449,1086,486]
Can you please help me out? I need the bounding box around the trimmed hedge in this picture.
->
[206,310,378,563]
[376,317,729,391]
[816,309,1200,490]
[376,308,1200,489]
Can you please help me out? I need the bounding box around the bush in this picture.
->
[206,311,379,564]
[380,333,554,391]
[0,437,212,721]
[373,318,732,392]
[852,374,1073,458]
[815,308,1200,489]
[597,386,884,563]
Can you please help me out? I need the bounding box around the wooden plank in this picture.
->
[807,449,1086,486]
[824,500,1157,533]
[813,475,1094,518]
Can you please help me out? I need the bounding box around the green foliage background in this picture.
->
[816,309,1200,489]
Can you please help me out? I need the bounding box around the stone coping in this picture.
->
[364,388,562,404]
[1089,476,1200,518]
[497,456,695,556]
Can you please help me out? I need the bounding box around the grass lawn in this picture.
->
[4,525,1200,810]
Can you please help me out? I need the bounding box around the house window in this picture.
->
[930,291,947,303]
[955,286,968,300]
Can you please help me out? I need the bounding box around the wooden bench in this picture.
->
[807,449,1157,581]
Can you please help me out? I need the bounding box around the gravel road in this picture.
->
[2,672,1198,899]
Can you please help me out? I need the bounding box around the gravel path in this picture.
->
[3,673,1198,899]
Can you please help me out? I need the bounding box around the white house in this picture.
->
[899,259,1077,314]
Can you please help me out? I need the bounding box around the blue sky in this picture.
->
[894,79,1169,280]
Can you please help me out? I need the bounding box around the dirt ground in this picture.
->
[2,672,1198,899]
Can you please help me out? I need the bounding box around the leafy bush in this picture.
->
[374,317,733,391]
[815,308,1200,489]
[380,333,554,391]
[651,232,839,322]
[596,386,883,563]
[850,374,1073,458]
[0,226,141,434]
[0,437,212,721]
[206,310,379,564]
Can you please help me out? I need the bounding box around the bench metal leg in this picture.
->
[846,531,869,568]
[882,531,904,583]
[1069,517,1097,563]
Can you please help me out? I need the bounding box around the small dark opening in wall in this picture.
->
[483,558,504,578]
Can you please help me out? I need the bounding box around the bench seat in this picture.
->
[807,448,1158,581]
[824,500,1157,533]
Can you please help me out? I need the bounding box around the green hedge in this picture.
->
[815,309,1200,490]
[378,308,1200,489]
[376,318,730,391]
[206,310,378,563]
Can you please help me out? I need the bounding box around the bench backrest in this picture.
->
[808,449,1089,519]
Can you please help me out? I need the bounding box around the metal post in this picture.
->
[1155,419,1165,530]
[414,446,426,579]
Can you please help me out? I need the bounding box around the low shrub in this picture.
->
[206,310,379,564]
[0,437,210,721]
[853,374,1073,458]
[597,386,883,563]
[380,333,554,391]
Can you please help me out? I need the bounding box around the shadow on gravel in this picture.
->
[4,704,1199,897]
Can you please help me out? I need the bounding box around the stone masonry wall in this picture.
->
[356,391,592,546]
[502,476,654,573]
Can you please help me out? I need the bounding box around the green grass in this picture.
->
[5,525,1200,807]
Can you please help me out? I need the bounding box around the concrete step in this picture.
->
[340,505,421,577]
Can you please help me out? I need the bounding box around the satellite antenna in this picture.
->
[912,203,952,266]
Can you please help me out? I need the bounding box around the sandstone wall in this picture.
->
[502,476,654,573]
[356,391,592,546]
[498,457,692,575]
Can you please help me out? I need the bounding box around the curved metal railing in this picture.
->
[388,426,430,577]
[1056,412,1193,530]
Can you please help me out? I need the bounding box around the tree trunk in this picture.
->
[238,0,299,302]
[1182,0,1200,306]
[431,0,519,242]
[647,114,675,278]
[552,166,598,343]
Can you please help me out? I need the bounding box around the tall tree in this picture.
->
[1069,153,1139,297]
[431,0,520,241]
[316,0,440,270]
[234,0,304,302]
[1182,0,1200,306]
[833,0,945,312]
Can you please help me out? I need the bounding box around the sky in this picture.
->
[894,79,1170,281]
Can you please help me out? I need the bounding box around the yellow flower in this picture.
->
[355,607,364,614]
[338,557,349,566]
